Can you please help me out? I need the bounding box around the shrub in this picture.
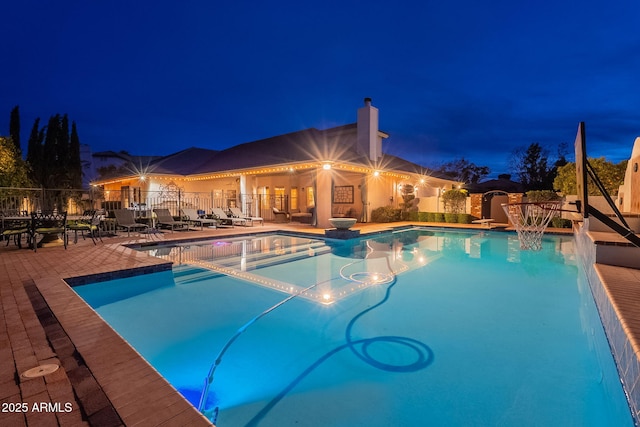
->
[526,190,560,202]
[444,213,458,223]
[457,213,472,224]
[433,213,445,222]
[442,189,468,213]
[424,212,436,222]
[406,211,419,221]
[551,217,572,228]
[371,206,400,223]
[418,212,429,222]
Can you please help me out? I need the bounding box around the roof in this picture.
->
[147,147,220,175]
[98,123,453,181]
[463,177,525,193]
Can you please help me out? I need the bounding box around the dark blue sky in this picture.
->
[2,1,639,178]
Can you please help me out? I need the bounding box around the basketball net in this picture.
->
[501,202,561,251]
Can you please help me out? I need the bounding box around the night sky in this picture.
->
[2,1,639,178]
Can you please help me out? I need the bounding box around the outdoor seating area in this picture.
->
[0,203,362,251]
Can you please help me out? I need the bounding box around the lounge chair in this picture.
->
[229,207,263,226]
[113,209,149,237]
[272,207,289,223]
[154,209,190,232]
[212,208,246,227]
[181,208,217,230]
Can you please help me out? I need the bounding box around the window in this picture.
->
[307,187,315,207]
[275,187,285,210]
[291,187,298,210]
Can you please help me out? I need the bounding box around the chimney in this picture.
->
[357,97,382,161]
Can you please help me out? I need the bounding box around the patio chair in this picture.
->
[229,207,263,226]
[181,208,217,230]
[1,214,30,249]
[212,208,246,227]
[67,210,103,245]
[30,211,67,252]
[272,207,289,223]
[113,209,149,237]
[154,208,190,232]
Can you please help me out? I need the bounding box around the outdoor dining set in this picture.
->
[0,207,264,250]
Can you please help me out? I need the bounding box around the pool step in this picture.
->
[173,267,224,285]
[211,242,332,270]
[173,243,333,285]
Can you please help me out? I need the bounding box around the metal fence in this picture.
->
[0,187,95,215]
[0,187,291,220]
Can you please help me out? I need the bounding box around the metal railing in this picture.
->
[0,187,292,221]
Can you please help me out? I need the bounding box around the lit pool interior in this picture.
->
[73,228,634,426]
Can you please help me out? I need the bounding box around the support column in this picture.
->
[470,194,483,219]
[239,175,248,213]
[316,168,332,229]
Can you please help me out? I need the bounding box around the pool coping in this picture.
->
[576,224,640,423]
[35,276,213,427]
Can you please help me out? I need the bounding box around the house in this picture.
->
[617,137,640,214]
[93,98,461,228]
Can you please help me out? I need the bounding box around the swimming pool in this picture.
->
[74,229,634,426]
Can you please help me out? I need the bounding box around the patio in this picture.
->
[1,221,638,426]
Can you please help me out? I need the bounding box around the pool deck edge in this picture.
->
[34,276,214,427]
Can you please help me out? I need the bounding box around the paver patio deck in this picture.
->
[1,221,635,426]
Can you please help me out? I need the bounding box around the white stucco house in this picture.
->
[93,99,461,228]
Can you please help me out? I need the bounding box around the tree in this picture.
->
[26,113,83,190]
[0,136,30,187]
[510,142,555,191]
[26,118,45,185]
[399,184,419,219]
[69,121,82,188]
[442,189,468,213]
[9,105,20,155]
[554,158,627,196]
[437,157,490,183]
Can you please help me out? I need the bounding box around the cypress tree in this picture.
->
[26,118,44,185]
[58,114,70,174]
[9,105,21,155]
[43,115,60,187]
[69,121,82,188]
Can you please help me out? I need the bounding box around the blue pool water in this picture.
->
[74,229,634,426]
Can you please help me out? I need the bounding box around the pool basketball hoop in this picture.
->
[502,202,561,251]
